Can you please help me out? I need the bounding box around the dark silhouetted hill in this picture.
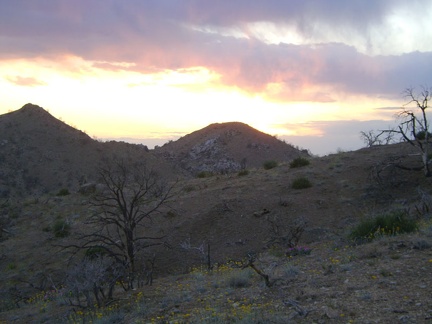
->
[0,104,170,197]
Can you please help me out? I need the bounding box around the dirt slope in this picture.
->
[1,104,432,323]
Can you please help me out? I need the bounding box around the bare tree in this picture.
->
[364,87,432,177]
[396,87,432,176]
[232,252,272,287]
[71,159,176,289]
[265,215,307,249]
[180,237,212,270]
[360,130,396,147]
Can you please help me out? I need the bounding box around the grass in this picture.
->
[238,169,249,176]
[183,184,196,192]
[289,157,310,168]
[263,160,278,170]
[3,228,432,323]
[52,219,71,238]
[197,171,214,178]
[350,210,418,242]
[291,177,312,189]
[2,144,432,323]
[7,263,16,270]
[56,188,70,196]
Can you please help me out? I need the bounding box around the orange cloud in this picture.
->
[1,1,431,104]
[6,75,47,87]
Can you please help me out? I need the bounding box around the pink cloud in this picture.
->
[0,1,430,102]
[6,75,47,87]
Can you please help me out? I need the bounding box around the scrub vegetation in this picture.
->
[1,100,432,322]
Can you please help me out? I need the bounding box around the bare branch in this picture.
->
[365,86,432,177]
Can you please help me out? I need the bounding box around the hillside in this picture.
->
[0,104,177,197]
[1,104,432,322]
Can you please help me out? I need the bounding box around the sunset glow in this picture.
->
[0,1,431,154]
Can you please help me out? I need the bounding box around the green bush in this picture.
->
[56,188,70,196]
[183,185,196,193]
[165,211,177,219]
[7,263,16,270]
[53,219,71,238]
[350,210,418,242]
[238,169,249,176]
[416,130,432,140]
[85,246,107,259]
[289,157,310,168]
[291,177,312,189]
[263,160,278,170]
[197,171,213,178]
[42,226,51,232]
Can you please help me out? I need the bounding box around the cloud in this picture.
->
[0,1,431,101]
[6,75,47,87]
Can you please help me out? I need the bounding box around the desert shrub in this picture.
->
[165,210,177,219]
[42,226,51,232]
[263,160,278,170]
[56,188,70,196]
[291,177,312,189]
[183,185,196,193]
[268,246,285,258]
[227,269,253,288]
[53,219,71,238]
[286,246,312,257]
[85,246,107,259]
[197,171,213,178]
[282,263,299,279]
[238,169,249,176]
[7,263,16,270]
[266,215,307,249]
[289,157,310,168]
[350,210,418,242]
[416,130,432,140]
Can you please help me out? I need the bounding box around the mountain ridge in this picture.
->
[0,104,308,196]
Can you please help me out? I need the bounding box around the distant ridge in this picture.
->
[154,122,309,174]
[0,104,172,197]
[0,104,309,197]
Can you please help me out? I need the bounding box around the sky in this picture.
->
[0,1,431,155]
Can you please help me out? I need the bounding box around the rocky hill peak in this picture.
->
[155,122,308,174]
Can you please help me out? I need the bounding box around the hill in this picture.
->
[0,105,308,197]
[1,104,432,323]
[154,122,309,175]
[0,104,178,197]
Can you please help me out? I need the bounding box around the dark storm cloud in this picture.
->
[0,0,430,100]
